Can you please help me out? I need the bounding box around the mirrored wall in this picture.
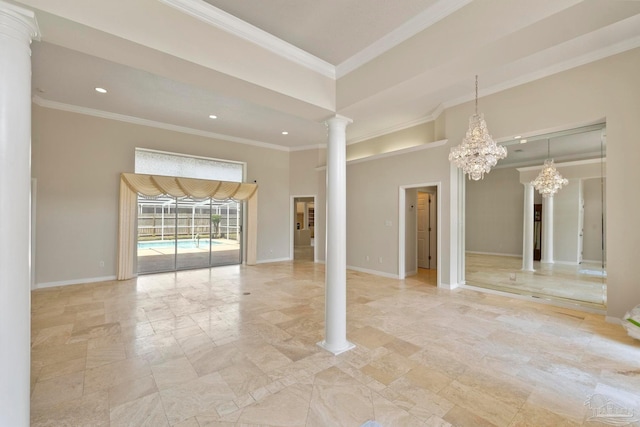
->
[464,123,607,310]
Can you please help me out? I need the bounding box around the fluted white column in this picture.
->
[522,183,535,271]
[318,115,354,355]
[0,2,39,427]
[541,196,554,263]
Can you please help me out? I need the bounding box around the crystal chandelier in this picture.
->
[449,75,507,180]
[531,139,568,197]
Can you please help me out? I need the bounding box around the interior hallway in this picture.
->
[31,261,639,426]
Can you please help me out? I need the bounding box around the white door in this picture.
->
[417,192,429,268]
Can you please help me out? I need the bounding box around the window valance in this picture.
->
[117,173,258,280]
[121,173,257,201]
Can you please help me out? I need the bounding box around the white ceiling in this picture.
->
[17,0,640,152]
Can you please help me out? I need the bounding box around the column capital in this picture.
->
[0,0,40,43]
[324,114,353,129]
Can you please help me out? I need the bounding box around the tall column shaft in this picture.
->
[522,183,535,271]
[0,2,39,427]
[542,196,554,263]
[318,115,354,355]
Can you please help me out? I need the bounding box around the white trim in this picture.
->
[290,195,317,262]
[347,116,437,146]
[466,251,521,258]
[31,179,37,290]
[439,282,460,290]
[256,257,291,264]
[517,158,606,172]
[35,275,117,289]
[336,0,473,77]
[441,36,640,117]
[398,182,442,289]
[605,316,621,325]
[32,96,291,152]
[157,0,335,78]
[315,139,448,171]
[349,140,448,165]
[347,265,399,280]
[289,144,325,152]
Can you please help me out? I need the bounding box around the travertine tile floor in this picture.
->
[31,261,640,426]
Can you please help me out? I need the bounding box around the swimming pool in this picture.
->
[138,239,221,250]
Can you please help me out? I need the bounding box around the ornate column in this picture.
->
[318,115,354,355]
[522,183,535,271]
[541,196,554,263]
[0,2,39,426]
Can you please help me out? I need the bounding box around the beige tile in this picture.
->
[37,357,86,382]
[31,371,85,410]
[31,391,110,427]
[108,374,158,408]
[84,357,151,394]
[237,383,312,425]
[110,392,169,427]
[307,383,374,427]
[31,324,74,349]
[86,341,127,369]
[361,352,417,386]
[443,404,499,427]
[30,262,640,427]
[151,356,198,390]
[160,372,237,425]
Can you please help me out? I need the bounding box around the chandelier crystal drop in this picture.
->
[449,75,507,180]
[531,139,568,197]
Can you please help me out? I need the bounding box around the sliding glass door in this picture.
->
[137,196,242,274]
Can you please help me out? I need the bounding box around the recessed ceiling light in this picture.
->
[208,115,217,119]
[95,87,107,94]
[514,135,522,139]
[282,131,289,135]
[520,139,528,144]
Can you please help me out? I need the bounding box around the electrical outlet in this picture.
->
[99,260,105,268]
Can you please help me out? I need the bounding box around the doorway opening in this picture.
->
[291,196,315,261]
[399,183,440,287]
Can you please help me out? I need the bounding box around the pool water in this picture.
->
[138,239,221,250]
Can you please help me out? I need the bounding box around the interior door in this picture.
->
[417,192,429,268]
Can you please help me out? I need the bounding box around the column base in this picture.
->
[317,340,355,355]
[541,260,554,264]
[521,268,536,272]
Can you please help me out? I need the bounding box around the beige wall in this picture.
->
[466,167,524,256]
[345,143,452,283]
[32,106,291,285]
[346,121,435,161]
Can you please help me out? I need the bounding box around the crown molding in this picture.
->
[336,0,472,78]
[32,96,291,152]
[315,139,448,170]
[443,35,640,113]
[516,157,606,172]
[157,0,335,79]
[347,114,436,146]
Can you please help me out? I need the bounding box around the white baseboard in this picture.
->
[439,282,461,290]
[605,316,621,325]
[35,275,117,290]
[347,265,399,279]
[466,251,521,258]
[256,257,292,264]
